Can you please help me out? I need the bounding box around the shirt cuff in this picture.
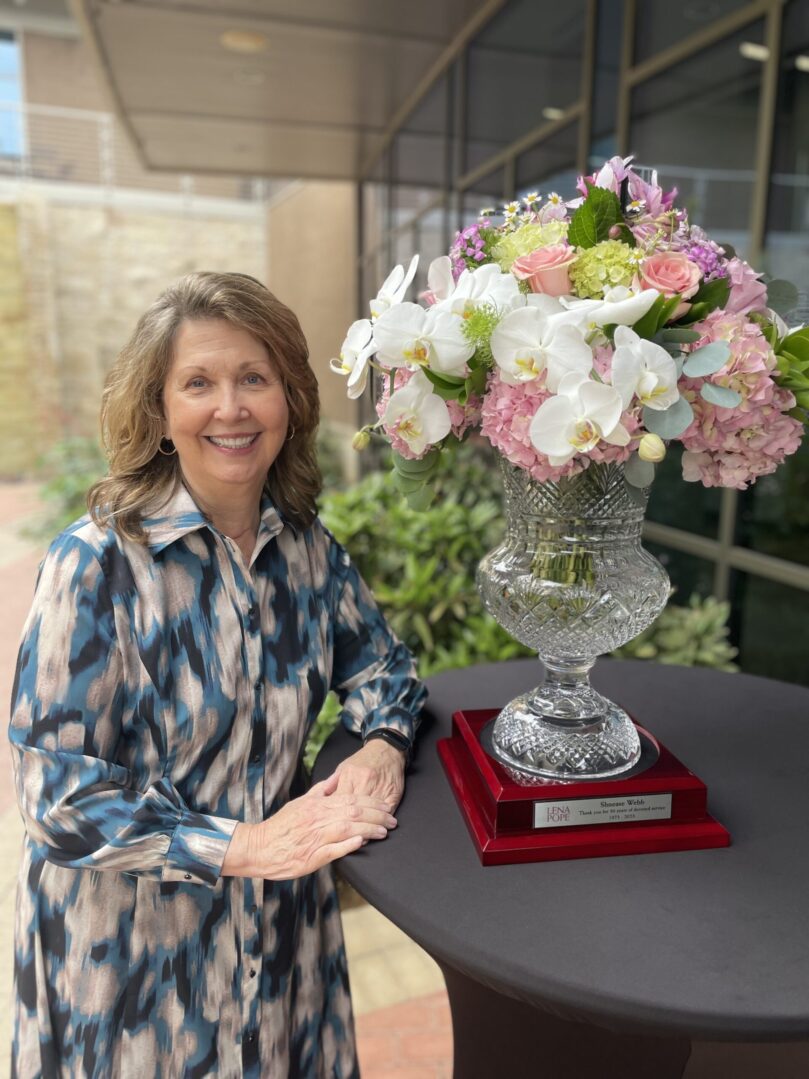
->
[361,707,418,749]
[162,811,239,885]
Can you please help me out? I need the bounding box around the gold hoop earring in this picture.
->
[286,424,296,441]
[158,438,177,456]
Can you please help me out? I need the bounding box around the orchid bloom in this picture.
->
[610,325,680,410]
[383,370,452,456]
[369,254,419,320]
[421,255,455,305]
[490,306,593,390]
[372,303,474,376]
[329,319,375,399]
[529,373,630,466]
[434,262,521,317]
[553,286,661,332]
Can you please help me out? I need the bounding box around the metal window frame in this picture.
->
[356,0,809,603]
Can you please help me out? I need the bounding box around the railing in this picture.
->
[0,100,273,206]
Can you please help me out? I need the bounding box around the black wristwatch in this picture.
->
[363,728,413,766]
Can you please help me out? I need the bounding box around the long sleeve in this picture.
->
[327,532,427,750]
[9,532,237,885]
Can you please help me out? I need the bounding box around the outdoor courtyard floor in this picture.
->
[0,483,452,1078]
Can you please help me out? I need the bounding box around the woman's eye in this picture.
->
[244,373,265,385]
[187,377,207,389]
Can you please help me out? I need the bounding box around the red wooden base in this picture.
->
[437,709,730,865]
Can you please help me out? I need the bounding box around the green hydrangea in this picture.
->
[568,239,635,299]
[491,221,568,271]
[462,303,502,366]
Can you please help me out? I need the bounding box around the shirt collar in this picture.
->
[142,483,294,553]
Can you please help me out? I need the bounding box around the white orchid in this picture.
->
[369,254,419,320]
[490,306,593,390]
[383,371,452,456]
[329,319,375,399]
[434,262,521,317]
[554,286,660,333]
[610,325,680,410]
[423,255,455,304]
[529,373,630,466]
[372,303,474,377]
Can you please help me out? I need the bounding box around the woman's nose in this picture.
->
[213,386,249,421]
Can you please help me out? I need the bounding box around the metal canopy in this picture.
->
[68,0,494,180]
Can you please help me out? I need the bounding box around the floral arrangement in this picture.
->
[332,157,809,507]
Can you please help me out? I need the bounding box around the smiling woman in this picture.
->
[9,272,426,1078]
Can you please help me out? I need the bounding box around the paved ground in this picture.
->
[0,483,452,1077]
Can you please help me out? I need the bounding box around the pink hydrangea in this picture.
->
[679,312,803,488]
[479,370,586,483]
[375,367,481,459]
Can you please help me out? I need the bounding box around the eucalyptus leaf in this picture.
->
[660,327,702,343]
[393,472,427,495]
[642,396,694,439]
[406,486,436,511]
[720,243,736,259]
[682,341,731,377]
[766,279,799,316]
[700,382,743,408]
[392,449,440,475]
[624,454,656,489]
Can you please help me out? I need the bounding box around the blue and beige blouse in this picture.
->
[9,483,425,1078]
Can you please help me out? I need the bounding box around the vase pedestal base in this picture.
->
[437,709,730,865]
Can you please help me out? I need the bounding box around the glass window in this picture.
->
[0,32,23,162]
[633,0,754,66]
[589,0,622,162]
[763,0,809,298]
[465,0,585,175]
[736,440,809,567]
[646,445,722,538]
[515,123,579,197]
[414,204,449,295]
[628,22,766,259]
[459,167,505,228]
[644,543,716,600]
[394,74,448,190]
[730,572,809,686]
[362,182,388,257]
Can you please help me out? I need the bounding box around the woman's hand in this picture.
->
[331,739,407,814]
[222,772,397,881]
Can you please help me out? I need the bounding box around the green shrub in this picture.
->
[612,593,738,671]
[24,437,107,541]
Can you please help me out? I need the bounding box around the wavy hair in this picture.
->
[88,271,321,541]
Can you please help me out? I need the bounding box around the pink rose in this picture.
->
[639,251,702,300]
[511,243,576,297]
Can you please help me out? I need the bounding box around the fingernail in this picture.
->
[374,828,388,838]
[387,816,398,828]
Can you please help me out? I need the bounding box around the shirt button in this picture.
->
[249,968,256,978]
[254,678,262,691]
[246,1031,256,1043]
[251,752,261,764]
[250,903,258,914]
[184,873,192,880]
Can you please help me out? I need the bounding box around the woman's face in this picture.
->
[163,318,290,510]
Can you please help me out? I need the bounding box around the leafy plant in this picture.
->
[612,593,738,671]
[23,437,107,541]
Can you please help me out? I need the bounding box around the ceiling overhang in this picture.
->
[70,0,502,182]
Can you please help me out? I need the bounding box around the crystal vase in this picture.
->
[476,458,670,781]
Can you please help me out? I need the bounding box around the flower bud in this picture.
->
[608,224,623,239]
[638,433,666,463]
[351,430,371,451]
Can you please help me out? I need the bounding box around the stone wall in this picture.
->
[1,192,266,478]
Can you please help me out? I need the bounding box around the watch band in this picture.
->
[363,728,412,765]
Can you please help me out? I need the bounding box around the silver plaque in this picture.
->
[533,793,673,829]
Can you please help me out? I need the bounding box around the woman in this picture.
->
[10,271,426,1078]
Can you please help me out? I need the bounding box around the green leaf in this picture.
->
[624,454,655,489]
[405,485,436,511]
[393,472,426,495]
[392,449,440,475]
[567,186,623,249]
[700,382,743,408]
[720,242,736,259]
[691,276,730,312]
[642,396,694,439]
[682,341,731,377]
[660,327,702,344]
[631,295,668,339]
[422,368,466,400]
[779,328,809,365]
[766,278,799,316]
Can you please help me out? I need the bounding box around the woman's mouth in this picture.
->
[205,434,260,454]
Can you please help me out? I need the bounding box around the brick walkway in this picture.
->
[0,484,453,1077]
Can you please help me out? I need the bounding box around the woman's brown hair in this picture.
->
[88,271,321,540]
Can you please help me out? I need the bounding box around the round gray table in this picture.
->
[316,659,809,1078]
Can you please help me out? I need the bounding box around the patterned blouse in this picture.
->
[9,483,426,1078]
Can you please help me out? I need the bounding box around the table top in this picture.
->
[315,659,809,1041]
